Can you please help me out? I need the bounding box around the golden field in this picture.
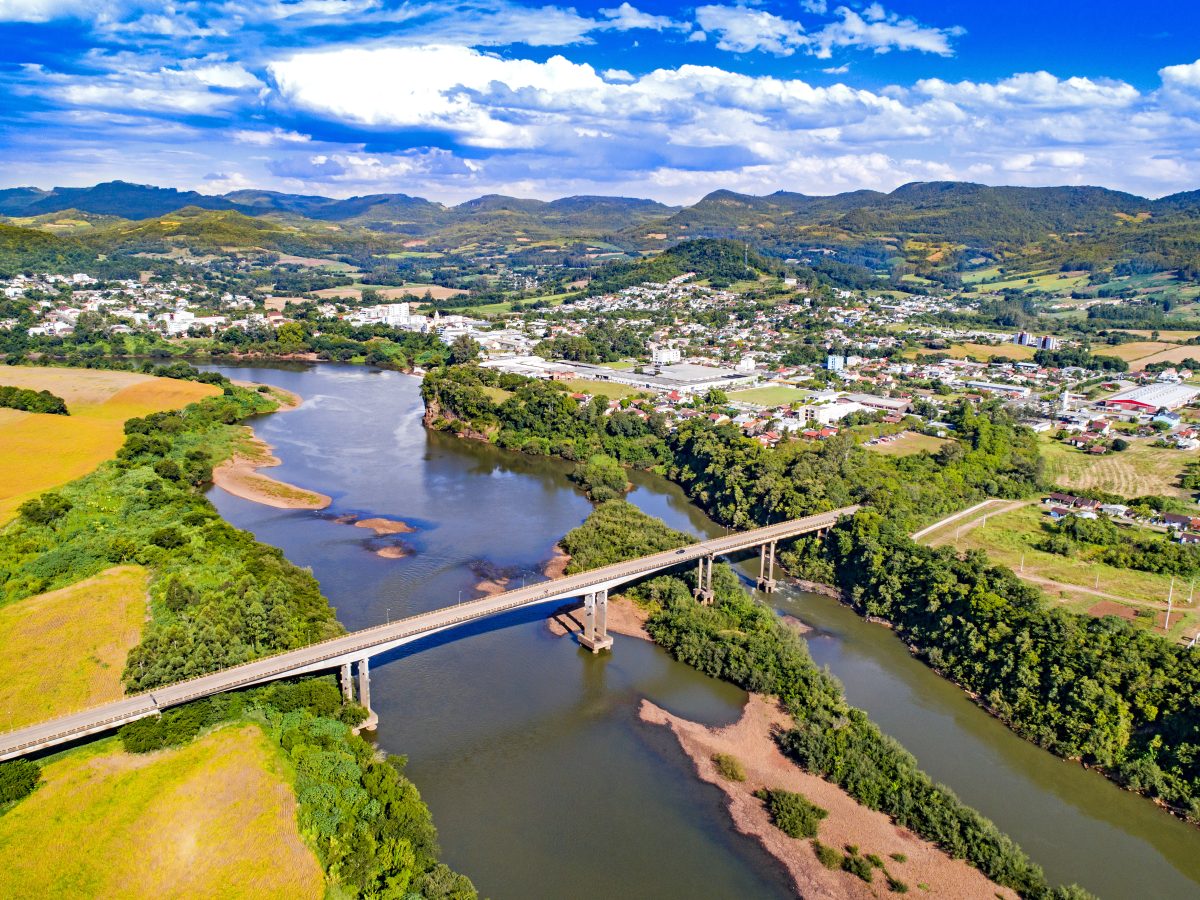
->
[0,367,219,522]
[0,566,148,730]
[0,726,324,899]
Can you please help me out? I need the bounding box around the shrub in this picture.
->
[887,874,910,893]
[0,759,40,804]
[712,753,746,782]
[18,492,71,526]
[842,851,874,882]
[890,852,908,862]
[755,788,828,839]
[812,840,842,869]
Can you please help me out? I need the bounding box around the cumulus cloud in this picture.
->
[598,2,684,32]
[809,5,963,58]
[694,5,807,56]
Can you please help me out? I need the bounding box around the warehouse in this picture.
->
[1102,383,1200,413]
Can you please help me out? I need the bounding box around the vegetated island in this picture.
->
[555,501,1090,900]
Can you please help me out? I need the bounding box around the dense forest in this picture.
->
[560,501,1088,899]
[824,513,1200,820]
[0,379,343,689]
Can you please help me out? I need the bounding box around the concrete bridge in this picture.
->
[0,506,858,761]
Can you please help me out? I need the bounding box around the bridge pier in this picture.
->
[579,589,613,653]
[757,540,777,593]
[345,657,376,734]
[694,555,714,605]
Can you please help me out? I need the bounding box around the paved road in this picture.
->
[0,506,858,760]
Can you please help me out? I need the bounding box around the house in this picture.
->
[1181,532,1200,545]
[1162,513,1196,530]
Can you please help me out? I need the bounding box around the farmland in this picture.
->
[0,726,324,899]
[1040,436,1199,503]
[0,566,148,729]
[0,367,219,522]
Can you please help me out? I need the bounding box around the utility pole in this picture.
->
[1166,577,1175,631]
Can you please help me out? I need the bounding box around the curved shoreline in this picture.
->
[210,384,331,510]
[641,695,1016,900]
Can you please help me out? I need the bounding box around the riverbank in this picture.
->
[642,695,1016,900]
[212,431,332,510]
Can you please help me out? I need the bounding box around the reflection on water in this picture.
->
[206,363,1200,900]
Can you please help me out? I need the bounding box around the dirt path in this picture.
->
[642,695,1015,900]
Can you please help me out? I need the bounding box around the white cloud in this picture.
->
[810,5,963,58]
[602,68,635,83]
[598,2,683,32]
[694,5,807,56]
[25,54,265,116]
[0,0,103,22]
[823,64,849,74]
[231,127,312,146]
[915,72,1138,110]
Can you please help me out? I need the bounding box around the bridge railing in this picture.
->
[0,506,860,752]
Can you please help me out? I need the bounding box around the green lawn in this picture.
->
[729,385,809,408]
[481,386,513,403]
[560,378,644,400]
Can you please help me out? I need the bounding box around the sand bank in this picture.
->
[641,695,1015,900]
[212,432,331,510]
[374,546,409,559]
[354,517,416,535]
[546,593,651,642]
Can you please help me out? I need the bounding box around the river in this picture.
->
[205,362,1200,899]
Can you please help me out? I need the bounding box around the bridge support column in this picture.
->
[339,662,354,704]
[695,555,714,605]
[579,589,613,653]
[757,541,777,593]
[354,657,379,731]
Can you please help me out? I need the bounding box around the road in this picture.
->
[0,505,858,761]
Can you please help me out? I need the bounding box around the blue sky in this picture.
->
[1,0,1198,204]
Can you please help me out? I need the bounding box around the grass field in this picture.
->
[481,386,513,403]
[926,504,1199,640]
[0,566,147,729]
[0,726,324,898]
[312,282,465,301]
[560,378,643,400]
[729,385,810,408]
[865,432,952,456]
[1040,436,1198,502]
[905,343,1037,362]
[0,368,219,522]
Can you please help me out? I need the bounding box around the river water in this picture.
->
[205,363,1200,899]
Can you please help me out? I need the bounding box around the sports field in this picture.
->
[560,378,643,400]
[0,726,324,899]
[729,385,809,408]
[0,368,219,522]
[0,566,148,730]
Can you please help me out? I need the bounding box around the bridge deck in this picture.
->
[0,505,858,760]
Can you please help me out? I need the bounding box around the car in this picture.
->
[676,548,687,554]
